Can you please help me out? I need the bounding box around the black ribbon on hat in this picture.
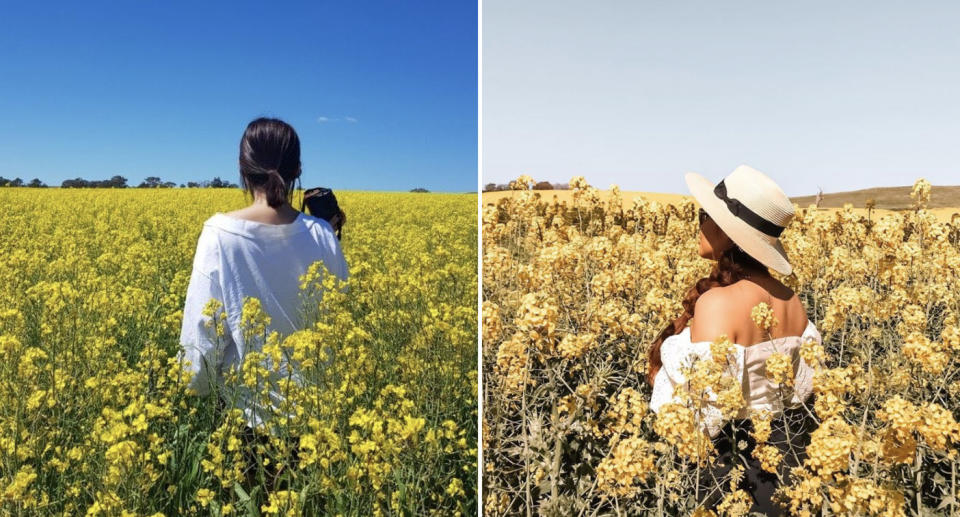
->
[713,180,785,238]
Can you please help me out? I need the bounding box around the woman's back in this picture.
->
[690,277,807,346]
[201,211,347,339]
[179,210,349,428]
[677,278,816,516]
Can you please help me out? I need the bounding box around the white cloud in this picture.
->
[317,115,358,124]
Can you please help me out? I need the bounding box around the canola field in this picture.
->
[482,177,960,516]
[0,188,477,516]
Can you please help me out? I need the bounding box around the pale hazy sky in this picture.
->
[483,1,960,196]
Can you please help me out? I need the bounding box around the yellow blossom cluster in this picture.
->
[595,435,656,497]
[750,301,779,333]
[652,402,714,465]
[910,178,932,208]
[557,332,597,360]
[602,387,648,439]
[764,352,794,388]
[875,395,960,459]
[748,410,780,474]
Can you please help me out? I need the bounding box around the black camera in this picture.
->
[301,187,345,240]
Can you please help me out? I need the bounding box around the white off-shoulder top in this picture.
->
[650,320,821,439]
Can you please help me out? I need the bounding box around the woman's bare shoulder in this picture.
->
[691,280,804,342]
[690,287,740,342]
[694,284,740,307]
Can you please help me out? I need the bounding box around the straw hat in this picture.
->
[685,165,795,275]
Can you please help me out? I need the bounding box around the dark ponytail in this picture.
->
[646,245,765,386]
[239,117,302,208]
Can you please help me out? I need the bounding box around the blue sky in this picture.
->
[0,1,477,192]
[484,1,960,196]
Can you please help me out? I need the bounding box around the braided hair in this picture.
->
[646,245,765,386]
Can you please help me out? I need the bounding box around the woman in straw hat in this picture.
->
[647,165,821,515]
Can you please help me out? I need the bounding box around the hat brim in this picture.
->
[684,172,792,275]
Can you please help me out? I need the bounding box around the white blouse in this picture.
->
[650,321,820,438]
[178,212,349,430]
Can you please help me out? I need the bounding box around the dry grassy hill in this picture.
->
[792,185,960,210]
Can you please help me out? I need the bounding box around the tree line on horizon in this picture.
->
[0,175,436,192]
[0,175,240,189]
[483,181,569,192]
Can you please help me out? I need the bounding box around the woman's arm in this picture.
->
[178,267,228,397]
[177,228,228,397]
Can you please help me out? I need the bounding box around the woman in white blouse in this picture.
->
[177,117,349,486]
[647,165,820,515]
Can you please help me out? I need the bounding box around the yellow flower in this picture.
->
[753,443,782,473]
[595,435,656,497]
[750,302,778,333]
[3,465,37,502]
[910,178,931,208]
[445,478,466,498]
[717,488,752,517]
[764,352,793,387]
[261,490,301,515]
[195,488,215,508]
[804,416,856,478]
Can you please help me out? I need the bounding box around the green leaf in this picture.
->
[233,482,250,502]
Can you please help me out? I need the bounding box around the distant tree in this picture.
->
[410,188,429,193]
[0,177,8,187]
[533,181,553,190]
[27,178,46,188]
[211,177,239,188]
[161,181,176,188]
[484,183,511,192]
[138,176,162,188]
[9,178,24,187]
[179,183,185,188]
[187,181,200,188]
[108,175,128,188]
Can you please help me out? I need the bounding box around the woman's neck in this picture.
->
[249,194,297,212]
[227,195,300,224]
